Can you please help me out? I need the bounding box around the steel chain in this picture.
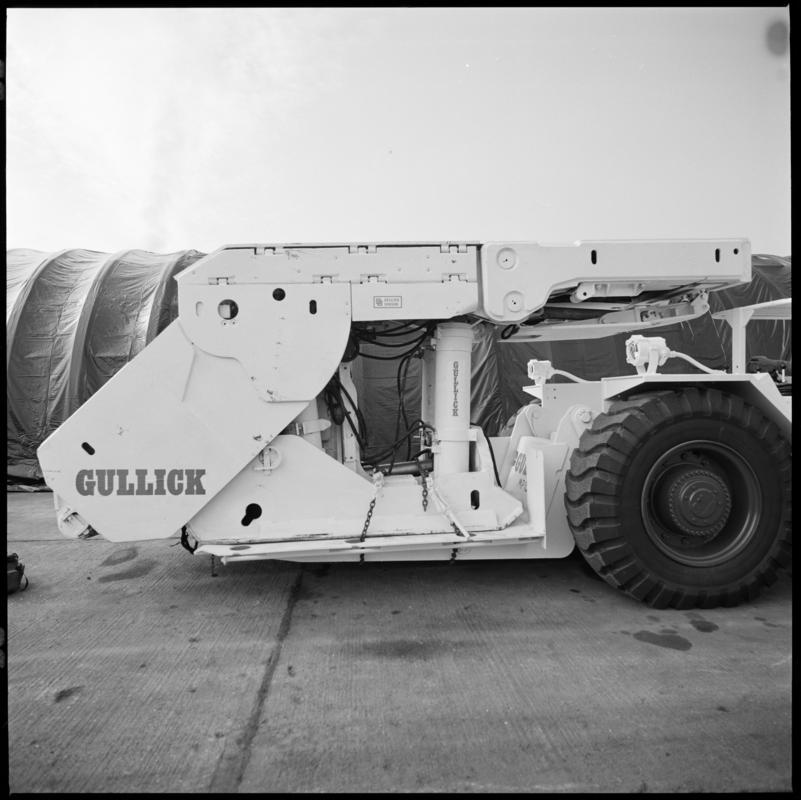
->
[359,471,383,543]
[419,461,429,512]
[359,495,376,543]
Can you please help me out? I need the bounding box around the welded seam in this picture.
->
[209,568,304,793]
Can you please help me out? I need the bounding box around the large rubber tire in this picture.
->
[565,388,791,609]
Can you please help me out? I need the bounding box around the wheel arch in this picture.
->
[601,376,791,441]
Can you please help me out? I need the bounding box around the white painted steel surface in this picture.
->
[478,238,750,322]
[431,323,474,476]
[36,238,763,552]
[36,321,310,541]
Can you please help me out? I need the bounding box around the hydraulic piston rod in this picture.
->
[431,322,475,475]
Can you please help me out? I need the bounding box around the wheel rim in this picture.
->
[640,439,762,567]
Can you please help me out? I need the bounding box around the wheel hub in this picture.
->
[665,468,732,537]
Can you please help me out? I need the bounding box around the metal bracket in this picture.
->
[253,446,283,472]
[291,418,332,436]
[506,292,712,343]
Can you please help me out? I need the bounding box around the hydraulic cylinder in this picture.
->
[432,322,474,475]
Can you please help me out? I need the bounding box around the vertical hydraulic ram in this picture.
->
[432,322,474,475]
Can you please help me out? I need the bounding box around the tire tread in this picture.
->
[565,388,792,609]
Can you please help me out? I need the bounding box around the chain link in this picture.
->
[359,471,383,543]
[419,461,429,512]
[359,495,376,543]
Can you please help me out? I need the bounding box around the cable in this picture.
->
[362,419,434,469]
[357,336,427,349]
[551,368,588,383]
[667,350,725,375]
[357,330,431,360]
[470,421,502,487]
[365,421,431,466]
[322,372,369,454]
[485,435,502,488]
[408,447,433,462]
[333,373,369,451]
[352,321,428,338]
[353,321,434,353]
[350,321,436,470]
[324,369,433,475]
[397,350,418,459]
[323,321,440,473]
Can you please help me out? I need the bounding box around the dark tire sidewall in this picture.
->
[614,413,786,590]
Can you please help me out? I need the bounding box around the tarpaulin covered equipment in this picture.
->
[7,249,205,479]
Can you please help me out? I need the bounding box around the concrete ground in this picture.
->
[6,491,792,793]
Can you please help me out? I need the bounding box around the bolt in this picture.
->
[497,248,517,269]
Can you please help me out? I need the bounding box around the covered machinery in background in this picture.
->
[7,248,205,479]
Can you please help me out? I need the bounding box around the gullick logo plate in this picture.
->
[76,468,207,496]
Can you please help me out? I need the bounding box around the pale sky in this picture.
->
[5,7,791,255]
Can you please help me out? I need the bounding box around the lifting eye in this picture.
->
[218,299,239,320]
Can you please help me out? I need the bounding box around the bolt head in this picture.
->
[497,248,517,269]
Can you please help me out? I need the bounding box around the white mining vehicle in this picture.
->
[37,240,792,608]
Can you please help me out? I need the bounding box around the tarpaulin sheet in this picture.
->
[5,250,790,479]
[6,249,52,323]
[6,248,205,479]
[80,250,202,401]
